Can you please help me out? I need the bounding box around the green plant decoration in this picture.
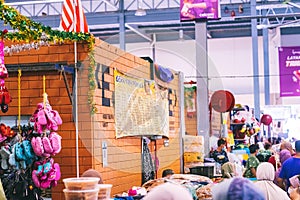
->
[0,0,97,114]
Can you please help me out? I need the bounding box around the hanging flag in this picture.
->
[59,0,89,33]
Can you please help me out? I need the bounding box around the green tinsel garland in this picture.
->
[0,0,97,114]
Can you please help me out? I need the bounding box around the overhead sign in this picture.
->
[180,0,220,21]
[278,46,300,97]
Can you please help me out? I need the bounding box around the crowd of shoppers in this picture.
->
[85,137,300,200]
[207,137,300,200]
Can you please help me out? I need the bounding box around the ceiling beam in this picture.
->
[1,1,300,41]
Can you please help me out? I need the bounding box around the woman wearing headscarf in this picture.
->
[274,149,291,185]
[255,162,290,200]
[212,177,265,200]
[269,141,295,169]
[143,182,193,200]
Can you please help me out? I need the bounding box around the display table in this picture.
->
[142,174,214,200]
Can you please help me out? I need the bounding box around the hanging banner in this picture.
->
[180,0,220,21]
[114,70,169,138]
[278,46,300,97]
[184,86,196,118]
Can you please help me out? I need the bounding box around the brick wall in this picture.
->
[4,39,181,199]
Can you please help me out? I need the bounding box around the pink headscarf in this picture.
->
[274,150,292,185]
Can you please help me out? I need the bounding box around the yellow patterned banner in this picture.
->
[114,70,169,138]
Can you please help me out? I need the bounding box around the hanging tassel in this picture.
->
[18,69,21,133]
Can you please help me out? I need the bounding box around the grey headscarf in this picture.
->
[212,177,266,200]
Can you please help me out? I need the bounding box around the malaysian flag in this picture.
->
[59,0,89,33]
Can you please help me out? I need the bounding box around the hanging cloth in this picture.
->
[142,138,155,184]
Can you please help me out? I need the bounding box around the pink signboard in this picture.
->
[278,46,300,97]
[180,0,220,21]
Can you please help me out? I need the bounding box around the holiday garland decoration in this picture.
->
[0,0,97,114]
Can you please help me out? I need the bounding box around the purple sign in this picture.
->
[180,0,220,21]
[278,46,300,97]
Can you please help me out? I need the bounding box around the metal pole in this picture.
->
[251,0,261,120]
[178,71,185,173]
[73,0,79,178]
[119,0,126,50]
[263,28,270,105]
[195,22,210,157]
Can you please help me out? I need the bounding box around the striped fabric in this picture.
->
[59,0,89,33]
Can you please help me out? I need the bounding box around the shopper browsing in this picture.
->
[162,169,174,179]
[278,140,300,192]
[243,144,260,178]
[210,138,229,166]
[274,149,291,186]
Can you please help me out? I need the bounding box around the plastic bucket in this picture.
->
[97,184,112,200]
[63,188,99,200]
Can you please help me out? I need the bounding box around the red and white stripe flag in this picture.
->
[59,0,89,33]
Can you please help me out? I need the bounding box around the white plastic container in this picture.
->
[63,188,99,200]
[97,184,112,200]
[63,177,100,190]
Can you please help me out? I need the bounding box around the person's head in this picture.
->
[276,137,282,145]
[280,141,293,153]
[256,162,275,181]
[256,154,265,162]
[295,140,300,153]
[212,177,265,200]
[264,142,272,150]
[143,182,193,200]
[217,138,226,148]
[279,149,291,164]
[162,169,174,178]
[81,169,103,184]
[249,144,259,154]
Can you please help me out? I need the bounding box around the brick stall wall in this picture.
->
[3,39,182,199]
[4,41,80,200]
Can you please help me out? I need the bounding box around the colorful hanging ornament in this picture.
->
[260,114,272,126]
[231,10,236,17]
[224,6,229,14]
[0,40,12,113]
[239,4,244,13]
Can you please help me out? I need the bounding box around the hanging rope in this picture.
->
[43,75,47,108]
[18,69,21,133]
